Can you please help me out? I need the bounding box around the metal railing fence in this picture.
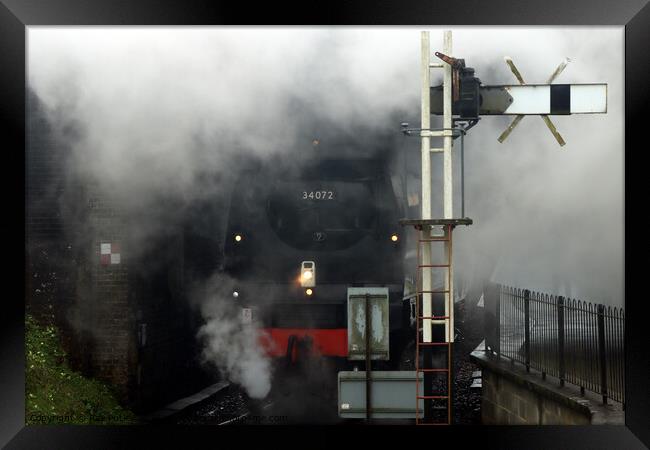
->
[484,284,624,406]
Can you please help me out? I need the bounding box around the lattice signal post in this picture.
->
[399,30,607,425]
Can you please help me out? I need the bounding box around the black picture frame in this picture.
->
[3,1,648,448]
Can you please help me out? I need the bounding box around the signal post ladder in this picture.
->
[400,30,473,425]
[400,218,472,425]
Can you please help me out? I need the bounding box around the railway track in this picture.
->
[170,358,341,425]
[217,400,277,425]
[164,299,482,425]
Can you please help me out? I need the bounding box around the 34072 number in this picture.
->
[302,191,334,200]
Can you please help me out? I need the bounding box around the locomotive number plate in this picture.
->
[302,190,335,200]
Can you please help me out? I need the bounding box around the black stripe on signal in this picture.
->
[550,84,570,115]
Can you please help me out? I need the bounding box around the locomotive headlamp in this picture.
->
[390,233,399,242]
[234,234,243,242]
[301,261,316,288]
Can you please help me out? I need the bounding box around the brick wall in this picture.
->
[26,90,218,412]
[26,91,82,362]
[69,180,216,411]
[481,368,590,425]
[82,193,136,402]
[471,350,623,425]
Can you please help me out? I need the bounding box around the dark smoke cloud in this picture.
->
[28,28,623,322]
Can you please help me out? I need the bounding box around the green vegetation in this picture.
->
[25,314,139,425]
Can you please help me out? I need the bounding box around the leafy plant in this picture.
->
[25,314,139,425]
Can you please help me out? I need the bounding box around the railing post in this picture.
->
[483,283,490,356]
[496,285,501,359]
[557,296,565,387]
[597,304,608,405]
[524,289,530,372]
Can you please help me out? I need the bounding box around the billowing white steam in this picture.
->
[27,26,623,348]
[192,273,272,399]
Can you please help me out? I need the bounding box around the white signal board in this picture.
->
[503,84,607,115]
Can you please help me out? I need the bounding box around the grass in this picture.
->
[25,314,139,425]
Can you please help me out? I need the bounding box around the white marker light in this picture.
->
[300,261,316,288]
[234,234,243,242]
[390,234,399,242]
[305,288,313,296]
[233,291,239,298]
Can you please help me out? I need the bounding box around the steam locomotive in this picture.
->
[222,149,413,368]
